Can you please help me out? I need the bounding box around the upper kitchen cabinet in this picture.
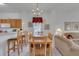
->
[0,19,10,23]
[10,19,22,28]
[0,19,22,28]
[16,19,22,28]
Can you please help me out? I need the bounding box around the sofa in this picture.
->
[54,31,79,56]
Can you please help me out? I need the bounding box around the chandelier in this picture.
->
[32,3,43,17]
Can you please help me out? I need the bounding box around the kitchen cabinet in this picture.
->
[0,19,22,28]
[10,19,22,28]
[16,19,22,28]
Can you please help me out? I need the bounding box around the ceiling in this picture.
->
[0,3,79,13]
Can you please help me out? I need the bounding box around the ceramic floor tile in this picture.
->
[3,44,62,56]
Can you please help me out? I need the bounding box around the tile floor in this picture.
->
[7,44,61,56]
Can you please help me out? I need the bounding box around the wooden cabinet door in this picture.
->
[0,19,5,23]
[16,19,22,28]
[0,19,3,23]
[10,19,22,28]
[0,19,22,28]
[0,19,2,23]
[6,19,10,23]
[1,19,5,23]
[10,19,16,28]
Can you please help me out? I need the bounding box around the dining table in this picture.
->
[28,35,52,56]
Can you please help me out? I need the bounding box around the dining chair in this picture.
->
[22,31,29,45]
[48,32,53,40]
[7,30,23,56]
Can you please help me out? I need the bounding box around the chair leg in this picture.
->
[17,41,20,56]
[13,41,15,52]
[24,39,27,45]
[7,41,10,56]
[20,41,23,52]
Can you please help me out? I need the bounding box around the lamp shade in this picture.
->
[32,17,43,23]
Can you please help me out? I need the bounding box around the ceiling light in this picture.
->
[36,8,39,10]
[32,3,43,17]
[33,13,36,15]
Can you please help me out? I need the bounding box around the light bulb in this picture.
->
[37,8,39,10]
[33,13,36,15]
[32,9,35,12]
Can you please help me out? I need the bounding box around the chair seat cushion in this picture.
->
[8,38,17,41]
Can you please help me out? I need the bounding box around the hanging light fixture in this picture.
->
[32,3,43,17]
[32,3,43,23]
[32,3,44,36]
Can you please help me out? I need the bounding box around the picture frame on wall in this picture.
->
[64,22,79,31]
[44,24,50,30]
[74,24,78,30]
[65,23,71,31]
[28,21,32,27]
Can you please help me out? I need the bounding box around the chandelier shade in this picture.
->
[32,17,43,23]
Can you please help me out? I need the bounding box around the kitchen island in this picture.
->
[0,32,17,56]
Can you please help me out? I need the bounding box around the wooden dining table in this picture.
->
[28,35,52,56]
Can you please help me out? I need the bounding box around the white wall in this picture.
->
[47,10,56,33]
[20,11,54,33]
[1,9,79,34]
[20,12,32,31]
[53,9,79,32]
[0,10,61,34]
[0,12,21,19]
[0,12,52,33]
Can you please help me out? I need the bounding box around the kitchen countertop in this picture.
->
[0,32,16,35]
[0,32,17,56]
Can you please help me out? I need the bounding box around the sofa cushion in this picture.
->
[65,34,73,39]
[70,40,79,51]
[64,32,79,39]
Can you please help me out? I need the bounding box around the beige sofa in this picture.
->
[54,32,79,56]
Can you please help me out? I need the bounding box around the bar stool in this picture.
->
[28,32,32,41]
[7,31,23,56]
[22,31,29,45]
[28,32,33,55]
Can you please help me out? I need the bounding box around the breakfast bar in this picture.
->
[0,32,17,55]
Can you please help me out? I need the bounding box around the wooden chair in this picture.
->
[28,32,33,55]
[29,36,48,56]
[22,31,29,45]
[47,32,53,55]
[7,30,23,56]
[28,32,32,40]
[48,32,53,40]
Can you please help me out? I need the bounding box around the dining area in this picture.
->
[0,17,53,56]
[0,3,53,56]
[0,29,53,56]
[28,32,52,56]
